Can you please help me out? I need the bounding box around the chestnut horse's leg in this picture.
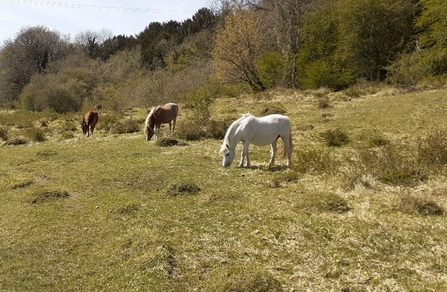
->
[155,124,160,139]
[172,118,176,134]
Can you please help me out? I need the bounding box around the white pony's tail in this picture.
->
[280,128,293,159]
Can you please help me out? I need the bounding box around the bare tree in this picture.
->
[212,9,267,91]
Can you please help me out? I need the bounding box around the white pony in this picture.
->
[220,114,293,167]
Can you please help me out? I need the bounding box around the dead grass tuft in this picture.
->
[395,195,445,216]
[31,190,70,204]
[166,182,201,197]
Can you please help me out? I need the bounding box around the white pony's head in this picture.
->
[220,143,236,167]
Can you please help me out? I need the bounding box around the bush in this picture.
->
[320,128,349,147]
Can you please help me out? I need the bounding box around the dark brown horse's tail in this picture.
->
[87,111,99,126]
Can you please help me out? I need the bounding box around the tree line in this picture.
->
[0,0,445,113]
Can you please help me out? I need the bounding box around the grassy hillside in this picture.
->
[1,88,447,291]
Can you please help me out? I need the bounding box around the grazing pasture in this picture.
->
[1,88,447,291]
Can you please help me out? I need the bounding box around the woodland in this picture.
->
[0,0,446,114]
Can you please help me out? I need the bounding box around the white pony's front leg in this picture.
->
[268,142,277,167]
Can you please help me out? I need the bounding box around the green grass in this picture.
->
[1,88,447,291]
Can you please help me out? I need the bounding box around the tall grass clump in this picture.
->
[394,195,445,216]
[204,265,283,292]
[356,144,426,186]
[176,119,229,141]
[0,126,8,141]
[296,191,350,214]
[417,130,447,169]
[294,147,337,175]
[24,127,45,142]
[320,128,349,147]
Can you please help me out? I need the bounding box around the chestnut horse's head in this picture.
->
[144,108,157,141]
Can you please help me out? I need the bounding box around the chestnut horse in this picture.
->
[144,103,178,140]
[81,104,101,137]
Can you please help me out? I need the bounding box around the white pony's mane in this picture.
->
[220,114,253,153]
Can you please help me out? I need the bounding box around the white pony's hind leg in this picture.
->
[239,142,249,167]
[268,142,277,167]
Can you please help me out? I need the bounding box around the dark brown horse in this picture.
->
[81,107,100,137]
[144,103,178,140]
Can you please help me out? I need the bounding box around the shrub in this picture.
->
[320,128,350,147]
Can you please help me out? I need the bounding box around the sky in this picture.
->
[0,0,209,44]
